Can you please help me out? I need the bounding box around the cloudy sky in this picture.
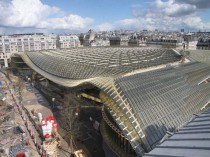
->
[0,0,210,34]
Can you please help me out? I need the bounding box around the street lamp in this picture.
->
[52,97,55,109]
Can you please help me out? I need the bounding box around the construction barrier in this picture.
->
[5,81,47,157]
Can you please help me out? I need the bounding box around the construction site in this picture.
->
[0,70,90,157]
[0,47,210,157]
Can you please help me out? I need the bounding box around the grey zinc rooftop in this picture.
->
[114,62,210,152]
[144,108,210,157]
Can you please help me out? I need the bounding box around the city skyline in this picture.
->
[0,0,210,34]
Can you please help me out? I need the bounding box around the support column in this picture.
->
[4,58,8,67]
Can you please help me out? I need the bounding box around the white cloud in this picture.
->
[116,18,142,30]
[95,19,143,31]
[0,0,209,33]
[39,14,93,30]
[0,0,60,27]
[117,19,139,26]
[0,0,94,32]
[175,0,210,9]
[154,0,197,17]
[95,23,114,31]
[131,0,210,31]
[183,16,210,30]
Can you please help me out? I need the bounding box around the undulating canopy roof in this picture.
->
[26,47,181,79]
[14,48,210,157]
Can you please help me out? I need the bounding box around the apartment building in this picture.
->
[90,38,110,47]
[109,36,129,46]
[197,38,210,50]
[58,35,81,48]
[0,33,57,67]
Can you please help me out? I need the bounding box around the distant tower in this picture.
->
[184,34,192,50]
